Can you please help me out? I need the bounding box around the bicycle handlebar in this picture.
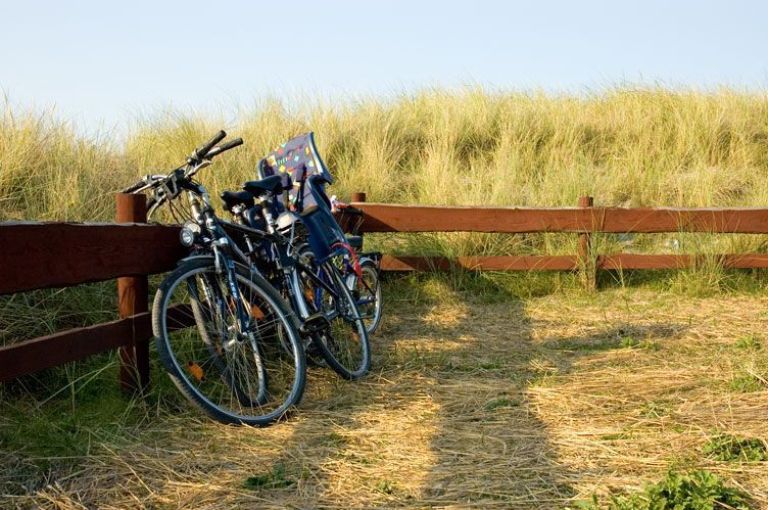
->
[122,131,242,200]
[122,180,146,193]
[206,137,243,159]
[193,130,226,160]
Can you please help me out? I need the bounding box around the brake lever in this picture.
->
[146,195,164,220]
[128,174,173,194]
[156,171,184,201]
[185,159,212,179]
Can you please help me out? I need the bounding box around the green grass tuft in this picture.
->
[243,463,295,490]
[735,335,764,350]
[484,396,520,410]
[375,479,397,495]
[729,374,766,393]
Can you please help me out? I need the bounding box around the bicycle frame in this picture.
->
[218,219,342,323]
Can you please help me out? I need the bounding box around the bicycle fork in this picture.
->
[213,243,269,406]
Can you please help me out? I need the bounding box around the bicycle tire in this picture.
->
[346,258,383,335]
[153,258,306,426]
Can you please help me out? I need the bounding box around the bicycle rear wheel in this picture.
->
[346,258,383,335]
[153,258,306,426]
[299,255,371,379]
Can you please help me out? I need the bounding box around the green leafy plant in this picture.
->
[703,434,768,462]
[576,470,751,509]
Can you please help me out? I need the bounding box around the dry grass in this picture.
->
[2,280,767,509]
[4,88,768,260]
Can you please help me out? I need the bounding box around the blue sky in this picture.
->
[1,0,767,134]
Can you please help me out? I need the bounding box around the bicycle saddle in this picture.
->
[220,190,255,209]
[243,175,284,198]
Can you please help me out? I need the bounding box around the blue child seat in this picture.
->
[256,132,347,261]
[257,132,333,210]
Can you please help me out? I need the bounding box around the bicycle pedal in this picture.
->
[300,312,331,336]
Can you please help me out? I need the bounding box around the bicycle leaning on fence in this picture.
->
[217,133,382,379]
[257,133,383,337]
[218,172,373,380]
[122,130,306,426]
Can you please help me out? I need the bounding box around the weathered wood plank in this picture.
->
[380,255,578,271]
[116,193,152,392]
[381,253,768,272]
[0,222,185,295]
[599,253,768,270]
[599,254,694,270]
[0,305,194,382]
[723,254,768,268]
[352,203,768,234]
[0,314,145,382]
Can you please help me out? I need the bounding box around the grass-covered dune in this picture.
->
[3,87,768,222]
[4,88,768,274]
[2,89,768,508]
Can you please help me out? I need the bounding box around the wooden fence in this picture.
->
[2,192,768,387]
[0,195,185,390]
[347,193,768,288]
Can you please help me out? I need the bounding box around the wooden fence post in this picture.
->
[578,195,596,290]
[351,192,367,236]
[115,193,150,393]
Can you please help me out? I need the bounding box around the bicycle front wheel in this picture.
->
[153,258,306,426]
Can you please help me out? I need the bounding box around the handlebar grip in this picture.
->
[195,130,227,159]
[205,137,244,158]
[218,137,243,152]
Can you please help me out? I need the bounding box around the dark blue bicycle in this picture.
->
[219,133,380,379]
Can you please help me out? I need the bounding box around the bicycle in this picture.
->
[332,199,383,335]
[255,132,383,336]
[218,175,372,380]
[122,131,306,426]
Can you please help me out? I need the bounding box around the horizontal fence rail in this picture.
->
[376,254,768,272]
[0,194,184,389]
[350,203,768,234]
[0,222,184,295]
[378,255,579,272]
[345,196,768,284]
[3,192,768,387]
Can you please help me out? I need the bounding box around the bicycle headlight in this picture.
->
[179,221,201,247]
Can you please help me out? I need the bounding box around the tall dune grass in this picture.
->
[3,90,768,506]
[2,87,768,279]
